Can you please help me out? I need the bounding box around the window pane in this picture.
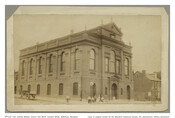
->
[110,51,115,72]
[89,49,95,70]
[116,60,120,74]
[105,58,109,72]
[59,84,63,95]
[73,83,78,95]
[125,58,129,75]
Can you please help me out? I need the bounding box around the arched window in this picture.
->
[38,57,42,74]
[20,85,23,94]
[28,85,31,93]
[22,61,25,76]
[125,58,129,75]
[89,49,95,70]
[37,84,40,95]
[105,57,109,72]
[61,52,66,72]
[75,49,80,70]
[59,83,63,95]
[116,60,120,74]
[49,54,53,73]
[14,86,17,94]
[110,51,115,72]
[29,59,33,75]
[73,82,78,95]
[47,84,51,95]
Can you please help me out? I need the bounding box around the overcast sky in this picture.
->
[13,14,161,73]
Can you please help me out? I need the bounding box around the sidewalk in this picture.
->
[14,94,161,105]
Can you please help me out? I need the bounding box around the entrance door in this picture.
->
[127,85,130,100]
[90,83,96,97]
[112,83,117,99]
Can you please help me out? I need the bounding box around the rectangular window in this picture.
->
[116,60,120,74]
[105,57,109,72]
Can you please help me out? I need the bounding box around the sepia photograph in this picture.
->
[6,6,169,112]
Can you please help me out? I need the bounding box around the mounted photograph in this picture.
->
[6,6,169,112]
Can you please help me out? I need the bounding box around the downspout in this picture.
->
[100,27,103,97]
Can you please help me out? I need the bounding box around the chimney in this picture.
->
[142,70,146,77]
[70,29,74,35]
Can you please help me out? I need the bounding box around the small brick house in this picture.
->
[133,70,161,101]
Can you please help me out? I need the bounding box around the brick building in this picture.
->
[133,70,161,101]
[15,22,133,100]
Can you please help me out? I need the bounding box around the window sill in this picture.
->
[48,73,53,76]
[89,70,96,74]
[29,75,32,78]
[109,72,115,74]
[60,72,65,75]
[38,74,42,77]
[74,70,80,73]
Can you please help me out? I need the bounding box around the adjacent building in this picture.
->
[15,22,133,100]
[133,70,161,101]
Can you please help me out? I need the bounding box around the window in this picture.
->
[125,58,129,75]
[61,52,66,72]
[49,54,53,73]
[110,51,115,72]
[37,84,40,95]
[105,87,108,95]
[28,85,31,93]
[59,83,63,95]
[89,49,95,70]
[14,86,17,94]
[116,60,120,74]
[105,57,109,72]
[121,88,123,95]
[73,82,78,95]
[29,59,33,75]
[47,84,51,95]
[22,61,25,76]
[20,85,23,94]
[38,57,42,74]
[75,49,80,70]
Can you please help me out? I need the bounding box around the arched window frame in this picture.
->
[49,54,53,73]
[29,59,33,75]
[110,50,115,73]
[38,56,42,74]
[47,84,51,95]
[89,49,95,70]
[73,82,78,95]
[125,58,129,75]
[116,60,120,74]
[61,52,66,72]
[74,49,80,70]
[22,60,25,76]
[59,83,63,95]
[37,84,40,95]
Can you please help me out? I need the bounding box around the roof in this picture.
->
[20,22,126,56]
[146,74,161,82]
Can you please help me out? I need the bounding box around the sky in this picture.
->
[13,14,161,73]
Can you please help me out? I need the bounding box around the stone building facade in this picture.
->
[15,22,133,100]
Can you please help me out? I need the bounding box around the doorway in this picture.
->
[111,83,117,99]
[90,83,96,97]
[127,85,130,100]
